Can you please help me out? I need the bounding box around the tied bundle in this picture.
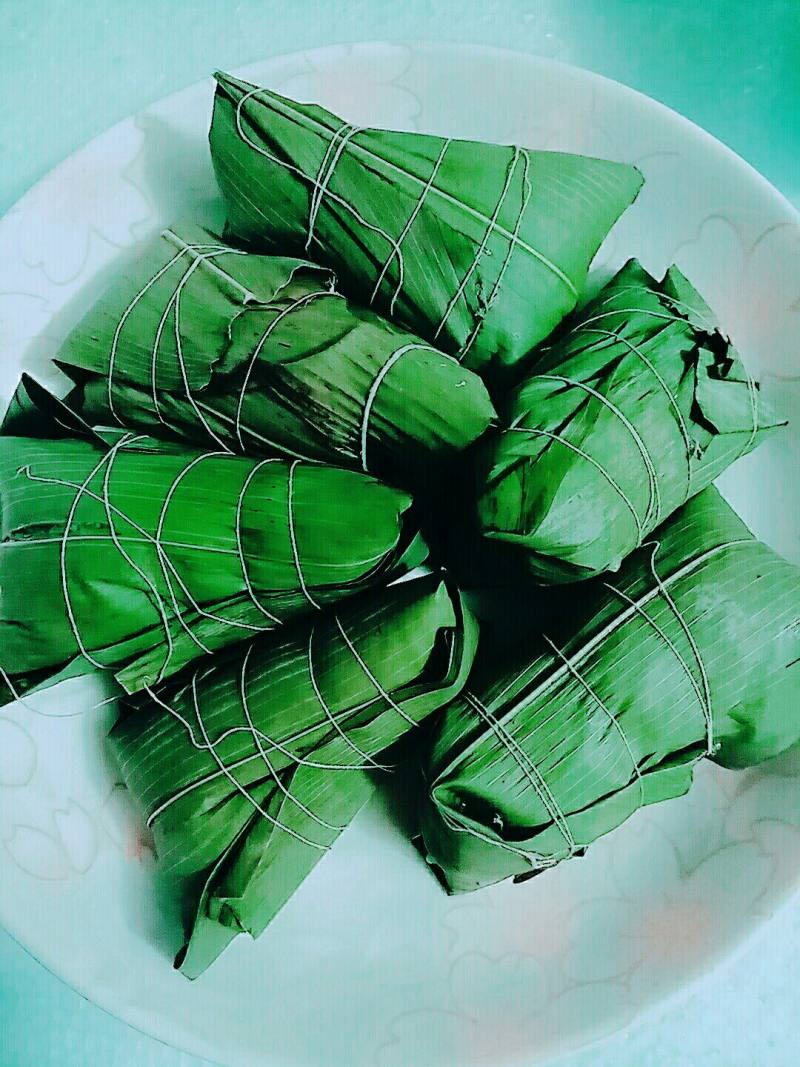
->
[56,224,496,488]
[473,260,783,581]
[0,377,424,705]
[209,73,643,383]
[111,574,478,977]
[420,488,800,893]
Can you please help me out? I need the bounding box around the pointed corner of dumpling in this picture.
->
[662,262,718,328]
[213,70,257,100]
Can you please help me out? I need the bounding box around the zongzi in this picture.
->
[473,260,783,582]
[420,488,800,893]
[56,223,496,488]
[209,73,643,383]
[0,376,425,705]
[111,572,478,977]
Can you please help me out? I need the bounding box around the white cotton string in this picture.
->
[150,452,228,662]
[643,542,716,755]
[537,373,662,531]
[569,307,710,338]
[19,458,275,676]
[141,662,390,826]
[148,452,270,636]
[369,137,453,314]
[171,261,237,453]
[583,326,695,503]
[306,124,365,251]
[198,399,317,461]
[148,247,240,444]
[107,248,188,424]
[235,91,407,284]
[140,680,379,785]
[100,434,177,682]
[359,342,446,472]
[603,580,712,752]
[105,233,253,443]
[187,669,329,850]
[148,256,200,427]
[0,667,57,717]
[437,539,754,783]
[233,458,283,625]
[598,285,718,334]
[234,290,337,451]
[435,799,541,866]
[239,643,347,832]
[307,626,391,771]
[56,437,137,671]
[334,615,418,727]
[307,123,349,218]
[304,122,353,250]
[22,436,248,684]
[542,634,645,807]
[435,147,521,344]
[462,690,574,863]
[505,426,644,540]
[287,460,321,610]
[161,230,254,301]
[141,690,389,817]
[97,449,273,666]
[2,531,262,556]
[233,88,577,298]
[458,148,533,362]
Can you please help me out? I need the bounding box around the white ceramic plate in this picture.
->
[1,42,798,1067]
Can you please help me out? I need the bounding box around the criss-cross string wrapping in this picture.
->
[231,87,576,354]
[541,634,646,808]
[640,542,717,755]
[99,222,472,472]
[307,625,391,773]
[107,234,250,448]
[536,372,662,531]
[462,690,575,867]
[568,299,760,452]
[434,147,523,344]
[583,327,695,503]
[458,149,533,362]
[441,541,727,867]
[369,137,453,315]
[14,447,330,685]
[233,288,342,453]
[143,606,424,848]
[504,425,644,541]
[603,572,715,757]
[436,538,754,808]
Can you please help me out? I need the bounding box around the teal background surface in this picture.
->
[0,2,798,1065]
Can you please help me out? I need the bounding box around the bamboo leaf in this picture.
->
[209,73,643,384]
[473,260,785,582]
[0,377,425,705]
[110,573,479,976]
[55,223,496,488]
[420,488,800,893]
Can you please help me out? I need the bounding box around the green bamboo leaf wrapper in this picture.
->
[209,73,643,383]
[56,223,496,487]
[110,573,478,977]
[0,376,425,705]
[474,259,784,582]
[420,488,800,893]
